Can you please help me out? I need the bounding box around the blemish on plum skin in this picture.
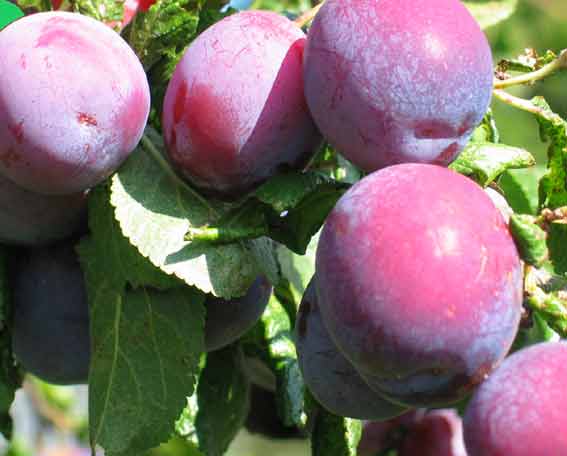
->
[20,54,27,70]
[174,82,189,124]
[0,148,21,168]
[8,121,24,144]
[434,142,459,165]
[77,113,97,126]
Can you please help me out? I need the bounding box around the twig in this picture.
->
[494,49,567,89]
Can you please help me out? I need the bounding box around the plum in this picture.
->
[0,172,87,245]
[399,409,467,456]
[358,409,467,456]
[162,11,322,198]
[463,342,567,455]
[11,241,90,384]
[0,12,150,195]
[295,279,407,420]
[303,0,493,171]
[205,276,272,352]
[316,164,522,407]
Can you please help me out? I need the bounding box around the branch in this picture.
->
[492,89,547,116]
[494,49,567,89]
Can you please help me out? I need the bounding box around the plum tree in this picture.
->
[11,241,90,385]
[162,11,322,198]
[0,12,150,195]
[295,279,408,420]
[463,342,567,455]
[204,276,272,352]
[316,164,523,407]
[0,173,87,245]
[303,0,493,171]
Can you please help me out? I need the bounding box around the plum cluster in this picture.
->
[161,0,493,197]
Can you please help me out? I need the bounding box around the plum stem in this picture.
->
[494,49,567,89]
[492,89,547,116]
[185,225,267,243]
[294,2,324,27]
[140,133,215,214]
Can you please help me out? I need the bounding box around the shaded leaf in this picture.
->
[242,294,304,427]
[310,407,362,456]
[0,249,21,439]
[70,0,124,23]
[195,346,250,456]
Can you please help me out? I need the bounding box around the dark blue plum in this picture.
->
[295,279,407,420]
[0,173,87,246]
[11,241,90,384]
[205,276,272,352]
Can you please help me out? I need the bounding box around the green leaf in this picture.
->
[242,294,304,427]
[110,129,262,298]
[470,109,499,144]
[124,0,201,71]
[195,346,250,456]
[0,0,23,30]
[0,249,21,439]
[70,0,124,23]
[254,172,342,213]
[186,173,347,255]
[449,142,535,187]
[78,260,206,456]
[310,408,362,456]
[527,98,567,274]
[86,185,182,291]
[499,167,545,215]
[524,266,567,336]
[509,214,548,266]
[513,310,560,352]
[462,0,518,29]
[13,0,49,12]
[534,97,567,210]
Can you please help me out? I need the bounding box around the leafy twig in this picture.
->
[494,49,567,89]
[492,89,547,116]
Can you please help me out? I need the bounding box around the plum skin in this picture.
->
[11,242,90,385]
[204,276,272,352]
[0,12,150,195]
[464,342,567,455]
[315,164,522,407]
[303,0,494,171]
[0,172,87,245]
[295,279,408,420]
[162,11,322,197]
